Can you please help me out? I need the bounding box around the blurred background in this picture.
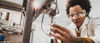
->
[0,0,100,43]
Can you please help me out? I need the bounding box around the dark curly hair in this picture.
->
[66,0,92,16]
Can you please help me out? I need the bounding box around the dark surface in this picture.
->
[51,39,54,43]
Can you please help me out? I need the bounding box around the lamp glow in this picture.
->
[33,1,39,9]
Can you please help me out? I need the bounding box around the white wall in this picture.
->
[32,22,48,43]
[89,0,100,17]
[8,12,21,26]
[0,8,22,26]
[6,0,23,4]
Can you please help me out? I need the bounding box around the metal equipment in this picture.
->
[22,0,59,43]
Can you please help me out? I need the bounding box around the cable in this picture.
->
[40,0,59,36]
[22,7,26,28]
[22,7,26,17]
[41,14,49,36]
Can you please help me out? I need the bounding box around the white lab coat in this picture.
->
[68,16,100,43]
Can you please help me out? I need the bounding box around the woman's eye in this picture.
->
[71,14,74,17]
[79,12,84,14]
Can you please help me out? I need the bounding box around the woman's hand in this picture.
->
[50,24,82,43]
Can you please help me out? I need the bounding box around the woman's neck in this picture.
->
[77,26,80,31]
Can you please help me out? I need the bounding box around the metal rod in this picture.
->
[22,0,35,43]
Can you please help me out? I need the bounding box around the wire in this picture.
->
[40,0,59,36]
[22,7,26,28]
[41,14,49,36]
[22,7,26,17]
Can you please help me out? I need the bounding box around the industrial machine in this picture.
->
[22,0,59,43]
[0,0,59,43]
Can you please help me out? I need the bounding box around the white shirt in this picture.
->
[68,16,100,43]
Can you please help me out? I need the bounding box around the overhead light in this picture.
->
[32,1,39,9]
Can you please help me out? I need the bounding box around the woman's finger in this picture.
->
[51,27,69,37]
[51,24,70,33]
[51,32,66,41]
[54,38,58,43]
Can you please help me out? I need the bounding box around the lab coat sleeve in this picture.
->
[90,17,100,43]
[81,37,95,43]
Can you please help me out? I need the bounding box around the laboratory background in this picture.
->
[0,0,100,43]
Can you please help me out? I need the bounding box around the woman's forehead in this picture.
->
[69,5,83,13]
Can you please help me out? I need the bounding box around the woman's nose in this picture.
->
[73,15,79,20]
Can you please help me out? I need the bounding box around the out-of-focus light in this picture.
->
[32,1,39,9]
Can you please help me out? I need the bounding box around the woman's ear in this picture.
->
[86,12,88,16]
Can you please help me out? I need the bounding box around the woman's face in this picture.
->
[68,5,87,27]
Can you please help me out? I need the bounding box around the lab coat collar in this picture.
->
[73,17,89,30]
[73,17,89,37]
[81,17,89,31]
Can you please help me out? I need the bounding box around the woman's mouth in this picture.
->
[74,21,80,24]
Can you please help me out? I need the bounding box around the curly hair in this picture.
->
[66,0,92,16]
